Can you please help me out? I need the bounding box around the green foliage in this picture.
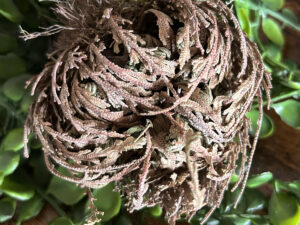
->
[28,152,51,188]
[0,53,26,80]
[235,0,251,37]
[284,71,300,89]
[0,128,24,152]
[146,204,163,217]
[264,43,282,62]
[0,170,34,201]
[273,100,300,129]
[274,180,300,199]
[70,198,89,225]
[235,0,300,139]
[246,172,273,188]
[48,217,74,225]
[262,18,285,46]
[246,110,274,138]
[16,194,44,225]
[0,33,17,54]
[0,151,20,177]
[20,91,35,113]
[0,197,16,222]
[262,0,284,11]
[2,74,31,102]
[47,168,87,205]
[91,182,121,222]
[220,215,251,225]
[269,192,300,225]
[243,190,266,213]
[191,172,300,225]
[235,0,300,31]
[190,187,266,224]
[115,214,133,225]
[0,0,22,23]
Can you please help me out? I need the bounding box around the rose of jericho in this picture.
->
[23,0,271,224]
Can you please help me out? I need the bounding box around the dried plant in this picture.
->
[23,0,271,224]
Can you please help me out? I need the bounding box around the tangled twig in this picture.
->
[23,0,271,224]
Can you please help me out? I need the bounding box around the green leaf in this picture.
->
[284,59,298,71]
[191,209,207,223]
[235,0,251,37]
[244,189,266,213]
[2,74,31,102]
[247,110,274,138]
[115,214,133,225]
[0,107,7,138]
[285,181,300,199]
[0,197,16,223]
[0,151,20,176]
[146,204,163,217]
[275,180,300,199]
[29,135,42,150]
[239,215,269,225]
[47,168,86,205]
[223,187,246,213]
[250,217,269,225]
[0,0,22,23]
[222,187,266,215]
[0,175,4,186]
[230,174,239,184]
[262,0,284,11]
[16,194,44,225]
[0,128,24,152]
[28,152,51,188]
[262,18,285,46]
[229,0,300,31]
[0,33,17,54]
[0,170,34,201]
[92,182,121,222]
[48,217,74,225]
[283,70,300,90]
[206,219,220,225]
[20,91,35,113]
[71,198,89,225]
[247,172,273,188]
[269,192,300,225]
[264,43,282,62]
[126,125,143,135]
[273,100,300,129]
[221,215,251,225]
[0,53,26,80]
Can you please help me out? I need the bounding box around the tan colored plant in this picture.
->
[23,0,271,224]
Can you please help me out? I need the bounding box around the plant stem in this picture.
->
[235,0,300,31]
[36,187,66,217]
[252,11,264,51]
[252,90,300,109]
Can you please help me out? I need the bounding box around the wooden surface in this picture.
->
[253,110,300,181]
[4,1,300,225]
